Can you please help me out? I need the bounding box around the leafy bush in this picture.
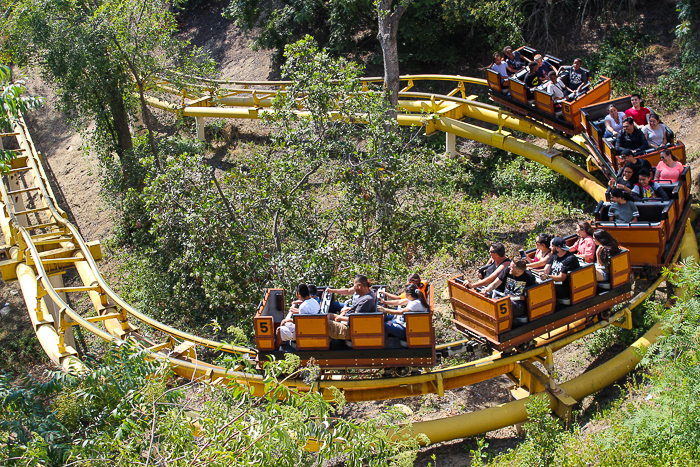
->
[587,26,653,94]
[1,345,424,466]
[484,260,700,466]
[653,66,700,111]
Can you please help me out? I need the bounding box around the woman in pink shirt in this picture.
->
[655,149,684,184]
[569,221,596,263]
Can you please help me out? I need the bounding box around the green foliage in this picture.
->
[653,0,700,110]
[584,300,656,357]
[224,0,525,66]
[486,260,700,466]
[1,344,421,466]
[5,0,213,188]
[653,66,700,111]
[112,37,472,331]
[587,26,653,94]
[0,65,43,172]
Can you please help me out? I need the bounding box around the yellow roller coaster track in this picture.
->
[1,74,697,445]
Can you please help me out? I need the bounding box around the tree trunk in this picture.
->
[106,92,133,155]
[136,80,161,171]
[376,0,412,112]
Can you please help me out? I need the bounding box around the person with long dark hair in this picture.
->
[593,230,621,282]
[654,149,684,184]
[569,221,596,263]
[382,273,427,307]
[525,233,552,271]
[642,113,667,149]
[378,284,431,340]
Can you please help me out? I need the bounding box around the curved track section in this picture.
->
[147,74,607,201]
[2,74,697,444]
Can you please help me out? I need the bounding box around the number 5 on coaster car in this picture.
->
[487,46,612,135]
[253,285,436,370]
[448,249,632,354]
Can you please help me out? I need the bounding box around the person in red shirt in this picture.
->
[569,221,596,263]
[624,93,650,126]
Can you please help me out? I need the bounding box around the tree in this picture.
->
[0,65,42,172]
[376,0,413,111]
[0,343,425,466]
[4,0,213,187]
[114,37,463,328]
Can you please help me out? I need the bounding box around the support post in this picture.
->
[196,116,206,142]
[445,131,457,157]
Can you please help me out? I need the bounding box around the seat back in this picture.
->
[404,312,434,348]
[544,54,563,69]
[508,77,528,104]
[525,280,556,321]
[294,314,330,350]
[568,263,597,305]
[559,76,612,131]
[621,143,687,174]
[534,89,555,115]
[349,312,385,349]
[609,249,631,288]
[486,68,504,93]
[594,222,666,265]
[319,288,333,314]
[658,182,681,200]
[673,166,691,207]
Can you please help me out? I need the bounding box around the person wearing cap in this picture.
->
[539,237,579,299]
[616,152,652,185]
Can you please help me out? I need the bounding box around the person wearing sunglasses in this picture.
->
[465,242,511,293]
[654,149,684,184]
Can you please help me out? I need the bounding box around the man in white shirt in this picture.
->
[545,71,566,102]
[275,283,321,349]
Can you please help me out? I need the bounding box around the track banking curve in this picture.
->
[1,74,696,445]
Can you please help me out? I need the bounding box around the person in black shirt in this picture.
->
[524,62,541,100]
[503,46,525,74]
[565,58,589,97]
[480,260,536,317]
[615,117,650,157]
[539,237,580,299]
[616,152,652,178]
[466,242,511,293]
[608,163,636,194]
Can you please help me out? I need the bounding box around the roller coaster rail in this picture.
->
[1,73,697,445]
